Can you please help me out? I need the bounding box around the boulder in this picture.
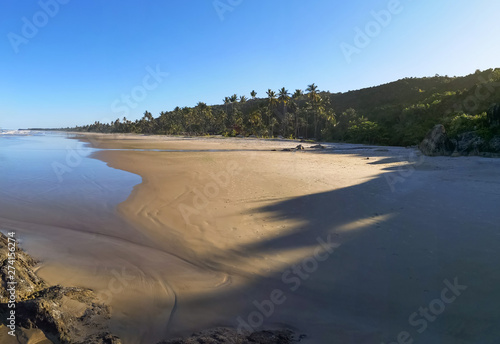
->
[455,131,486,155]
[310,144,325,149]
[419,124,455,156]
[487,103,500,126]
[489,136,500,152]
[295,144,305,150]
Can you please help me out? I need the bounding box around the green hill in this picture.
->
[70,68,500,148]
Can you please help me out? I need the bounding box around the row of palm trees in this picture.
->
[218,83,324,138]
[74,83,338,140]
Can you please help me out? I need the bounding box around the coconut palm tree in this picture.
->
[230,94,238,114]
[266,89,277,107]
[290,89,303,138]
[306,83,321,138]
[250,90,257,99]
[278,87,290,105]
[239,95,247,103]
[278,87,290,136]
[266,89,278,137]
[293,89,303,99]
[306,83,319,102]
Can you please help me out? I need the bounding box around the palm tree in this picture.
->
[292,89,303,137]
[230,94,238,115]
[266,89,278,137]
[278,87,290,136]
[306,83,319,102]
[278,87,290,104]
[223,97,230,113]
[306,83,321,138]
[142,111,155,134]
[250,90,257,99]
[239,95,247,103]
[266,89,277,106]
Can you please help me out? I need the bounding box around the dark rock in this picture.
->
[295,144,304,150]
[282,148,292,151]
[419,124,455,156]
[14,286,116,343]
[77,333,123,344]
[0,233,46,300]
[487,103,500,126]
[158,327,297,344]
[455,131,486,155]
[310,144,325,149]
[0,233,122,344]
[489,136,500,151]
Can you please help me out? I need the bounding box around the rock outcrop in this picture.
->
[310,144,325,149]
[419,124,455,156]
[489,136,500,151]
[419,124,500,157]
[0,233,121,344]
[158,327,299,344]
[453,131,487,156]
[0,234,46,301]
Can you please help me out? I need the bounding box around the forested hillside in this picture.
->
[69,68,500,147]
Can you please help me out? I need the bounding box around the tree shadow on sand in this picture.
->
[170,159,500,343]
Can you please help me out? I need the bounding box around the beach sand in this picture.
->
[3,134,500,343]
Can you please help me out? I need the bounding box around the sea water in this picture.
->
[0,130,141,229]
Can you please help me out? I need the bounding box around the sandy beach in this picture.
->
[2,134,500,343]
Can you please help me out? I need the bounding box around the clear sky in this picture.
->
[1,0,499,129]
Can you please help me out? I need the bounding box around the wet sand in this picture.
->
[3,134,500,343]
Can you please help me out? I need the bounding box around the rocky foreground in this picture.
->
[0,232,121,343]
[0,233,298,343]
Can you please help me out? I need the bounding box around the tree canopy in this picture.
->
[69,68,500,146]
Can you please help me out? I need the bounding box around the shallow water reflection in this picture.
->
[0,131,141,228]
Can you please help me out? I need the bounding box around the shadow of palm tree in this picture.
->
[170,161,500,343]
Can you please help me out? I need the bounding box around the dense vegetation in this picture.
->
[70,68,500,146]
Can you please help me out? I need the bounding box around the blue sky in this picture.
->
[1,0,499,129]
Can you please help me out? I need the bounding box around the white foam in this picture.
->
[0,129,43,136]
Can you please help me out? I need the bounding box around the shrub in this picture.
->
[447,113,489,138]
